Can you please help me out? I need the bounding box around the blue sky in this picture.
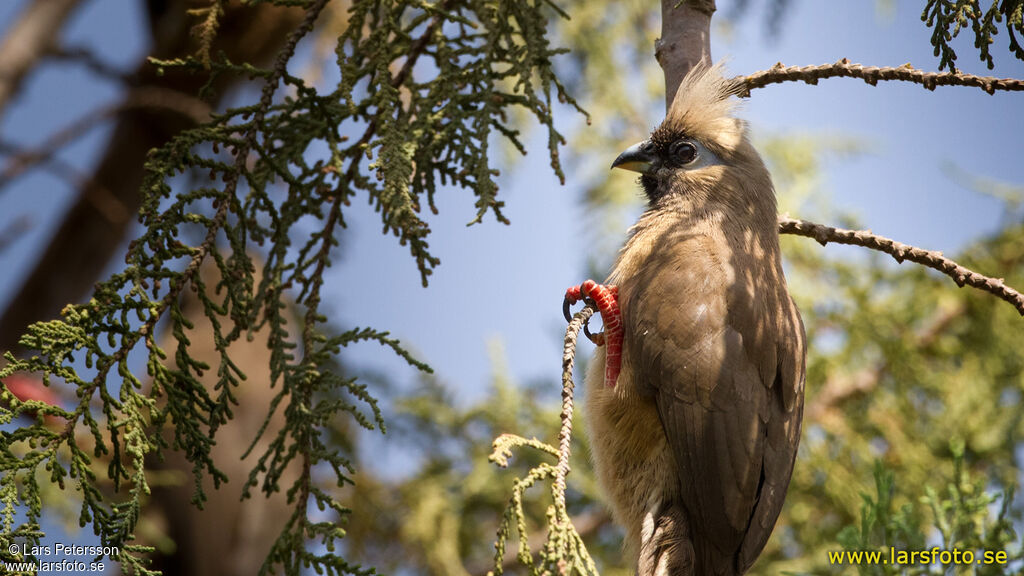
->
[1,0,1022,571]
[329,0,1024,408]
[2,0,1020,406]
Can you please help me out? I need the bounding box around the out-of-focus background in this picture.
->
[1,0,1022,574]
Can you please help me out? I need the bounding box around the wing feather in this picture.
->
[622,232,805,572]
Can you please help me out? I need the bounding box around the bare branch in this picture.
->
[657,0,715,109]
[0,215,32,254]
[779,215,1024,316]
[0,145,129,225]
[737,59,1024,96]
[0,0,86,118]
[47,44,132,83]
[0,87,211,190]
[554,304,594,510]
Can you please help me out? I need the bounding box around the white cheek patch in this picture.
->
[688,141,724,170]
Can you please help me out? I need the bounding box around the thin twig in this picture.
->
[0,86,211,190]
[554,303,594,511]
[47,44,132,83]
[778,215,1024,316]
[736,59,1024,96]
[0,215,31,253]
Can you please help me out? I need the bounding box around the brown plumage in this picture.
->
[584,64,806,576]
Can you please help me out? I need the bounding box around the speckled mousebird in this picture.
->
[564,63,806,576]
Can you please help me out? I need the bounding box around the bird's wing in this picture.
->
[622,232,804,568]
[737,290,805,573]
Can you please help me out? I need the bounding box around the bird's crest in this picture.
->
[661,62,745,153]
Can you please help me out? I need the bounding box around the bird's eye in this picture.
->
[667,140,700,165]
[670,140,698,165]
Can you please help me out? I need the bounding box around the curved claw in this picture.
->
[563,283,586,323]
[582,311,596,342]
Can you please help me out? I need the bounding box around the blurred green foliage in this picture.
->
[335,131,1024,574]
[1,0,583,574]
[1,1,1021,575]
[320,2,1024,575]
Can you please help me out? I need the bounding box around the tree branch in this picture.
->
[657,0,715,109]
[737,59,1024,96]
[47,44,132,83]
[342,0,452,186]
[553,303,594,511]
[0,0,86,119]
[0,144,128,225]
[0,215,31,254]
[0,86,211,191]
[778,216,1024,316]
[0,1,304,354]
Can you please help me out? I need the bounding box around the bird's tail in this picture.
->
[636,502,743,576]
[636,501,694,576]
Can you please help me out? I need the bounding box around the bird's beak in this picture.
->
[611,140,657,174]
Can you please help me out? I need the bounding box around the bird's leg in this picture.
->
[563,279,622,387]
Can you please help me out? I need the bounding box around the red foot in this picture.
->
[564,280,621,388]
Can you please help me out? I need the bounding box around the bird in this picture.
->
[564,63,806,576]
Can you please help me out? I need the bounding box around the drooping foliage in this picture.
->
[1,1,1023,575]
[340,136,1024,576]
[0,0,583,573]
[922,0,1024,71]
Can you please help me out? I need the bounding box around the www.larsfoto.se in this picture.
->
[829,547,1009,566]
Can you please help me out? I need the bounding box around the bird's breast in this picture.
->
[584,346,679,553]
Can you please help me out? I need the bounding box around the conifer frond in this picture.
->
[922,0,1024,71]
[0,1,582,574]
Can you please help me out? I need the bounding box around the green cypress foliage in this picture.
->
[922,0,1024,71]
[0,1,583,574]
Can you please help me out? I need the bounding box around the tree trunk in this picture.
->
[657,0,715,109]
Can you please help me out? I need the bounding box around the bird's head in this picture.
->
[612,63,774,217]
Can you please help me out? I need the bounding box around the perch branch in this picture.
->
[778,216,1024,316]
[736,59,1024,96]
[487,303,600,576]
[553,303,595,510]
